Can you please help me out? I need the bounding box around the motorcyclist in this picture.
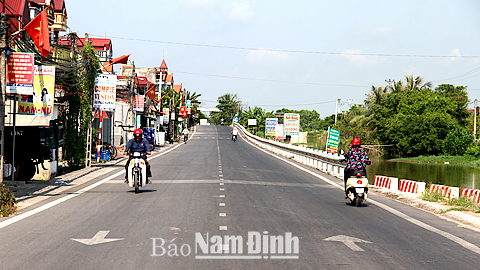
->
[343,137,371,196]
[232,127,238,141]
[124,129,152,184]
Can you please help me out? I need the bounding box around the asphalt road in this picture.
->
[1,125,480,269]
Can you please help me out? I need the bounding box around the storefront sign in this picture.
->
[284,113,300,136]
[94,74,117,111]
[134,95,144,112]
[18,66,55,116]
[6,52,35,95]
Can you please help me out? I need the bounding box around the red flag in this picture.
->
[146,85,156,100]
[180,106,186,116]
[25,8,50,57]
[154,93,166,103]
[110,54,131,65]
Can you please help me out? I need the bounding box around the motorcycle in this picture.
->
[345,170,369,207]
[127,152,148,194]
[232,134,237,142]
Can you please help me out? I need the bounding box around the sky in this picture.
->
[66,0,480,118]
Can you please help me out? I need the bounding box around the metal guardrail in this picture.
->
[234,123,346,178]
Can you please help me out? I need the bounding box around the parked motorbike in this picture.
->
[127,152,148,194]
[345,170,369,207]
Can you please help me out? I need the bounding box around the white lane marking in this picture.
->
[242,133,480,255]
[220,183,224,185]
[323,235,372,252]
[219,195,225,198]
[72,230,124,246]
[219,203,226,206]
[219,213,226,217]
[219,226,228,230]
[0,138,187,230]
[220,188,225,191]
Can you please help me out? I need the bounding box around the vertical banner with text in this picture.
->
[6,52,35,95]
[326,127,340,154]
[163,108,170,124]
[284,113,300,136]
[94,74,117,111]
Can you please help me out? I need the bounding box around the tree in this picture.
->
[240,106,275,136]
[443,127,473,156]
[211,93,242,125]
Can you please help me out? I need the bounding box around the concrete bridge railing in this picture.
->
[234,123,346,179]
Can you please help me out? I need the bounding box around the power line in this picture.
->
[174,71,369,88]
[90,34,480,59]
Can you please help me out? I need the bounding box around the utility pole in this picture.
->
[334,99,340,124]
[130,62,136,133]
[474,99,477,140]
[0,6,7,183]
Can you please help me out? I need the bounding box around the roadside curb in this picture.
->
[369,186,480,232]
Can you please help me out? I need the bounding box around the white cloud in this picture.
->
[449,48,461,60]
[224,1,254,23]
[246,48,293,63]
[341,49,367,64]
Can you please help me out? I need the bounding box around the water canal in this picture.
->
[306,133,480,189]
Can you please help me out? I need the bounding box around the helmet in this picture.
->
[133,129,143,137]
[351,137,361,146]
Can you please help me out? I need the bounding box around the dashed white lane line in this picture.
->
[219,203,225,206]
[219,226,228,230]
[220,183,224,185]
[220,188,225,191]
[219,213,226,217]
[219,195,225,198]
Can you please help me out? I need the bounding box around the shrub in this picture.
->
[465,140,480,158]
[0,184,17,217]
[443,127,473,156]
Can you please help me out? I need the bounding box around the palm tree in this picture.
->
[212,93,242,125]
[365,85,386,109]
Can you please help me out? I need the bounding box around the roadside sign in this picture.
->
[266,118,278,136]
[248,119,257,126]
[233,117,239,123]
[6,52,35,95]
[275,124,286,139]
[326,127,340,154]
[284,113,300,136]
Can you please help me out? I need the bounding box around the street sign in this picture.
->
[233,117,239,123]
[248,119,257,126]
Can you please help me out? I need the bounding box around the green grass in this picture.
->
[392,155,480,167]
[422,190,480,213]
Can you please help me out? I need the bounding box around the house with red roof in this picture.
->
[77,37,113,62]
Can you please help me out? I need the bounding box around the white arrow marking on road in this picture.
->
[72,231,124,246]
[323,235,372,251]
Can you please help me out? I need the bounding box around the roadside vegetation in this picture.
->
[0,184,17,217]
[422,189,480,213]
